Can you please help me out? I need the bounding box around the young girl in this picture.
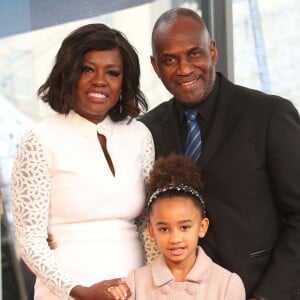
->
[108,153,245,300]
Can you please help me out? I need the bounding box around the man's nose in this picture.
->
[177,58,194,75]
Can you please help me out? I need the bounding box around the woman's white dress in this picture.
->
[11,111,154,299]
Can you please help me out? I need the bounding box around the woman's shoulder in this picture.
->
[31,113,62,131]
[116,117,152,136]
[21,114,69,148]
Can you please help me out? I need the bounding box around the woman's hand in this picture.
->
[106,281,131,300]
[47,236,131,299]
[70,278,131,300]
[47,233,57,249]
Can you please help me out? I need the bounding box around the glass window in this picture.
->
[233,0,300,110]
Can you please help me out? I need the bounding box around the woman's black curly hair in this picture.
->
[38,23,148,121]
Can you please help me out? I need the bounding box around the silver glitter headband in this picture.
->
[147,183,206,215]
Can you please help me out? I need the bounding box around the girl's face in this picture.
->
[75,49,123,124]
[148,195,209,271]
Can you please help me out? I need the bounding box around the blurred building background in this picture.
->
[0,0,299,299]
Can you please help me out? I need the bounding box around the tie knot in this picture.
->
[185,109,198,121]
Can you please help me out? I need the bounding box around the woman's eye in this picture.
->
[81,66,93,73]
[107,70,121,77]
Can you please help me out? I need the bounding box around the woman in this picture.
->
[11,23,154,299]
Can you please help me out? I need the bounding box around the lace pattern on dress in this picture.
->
[137,126,160,264]
[11,129,74,299]
[140,126,154,181]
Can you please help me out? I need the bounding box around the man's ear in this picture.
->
[199,217,209,238]
[150,55,160,78]
[210,40,218,66]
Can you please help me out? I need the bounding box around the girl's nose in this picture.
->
[169,231,182,244]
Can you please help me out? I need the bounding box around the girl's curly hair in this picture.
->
[146,153,205,217]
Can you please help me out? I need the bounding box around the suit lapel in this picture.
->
[199,75,240,171]
[160,100,183,155]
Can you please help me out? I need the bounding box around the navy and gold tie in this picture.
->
[185,108,202,162]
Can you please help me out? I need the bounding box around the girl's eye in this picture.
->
[181,225,191,231]
[158,227,168,232]
[81,66,93,73]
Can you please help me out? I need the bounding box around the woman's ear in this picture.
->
[199,217,209,238]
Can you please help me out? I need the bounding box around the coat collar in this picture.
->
[153,73,241,170]
[159,101,184,155]
[198,73,241,170]
[63,110,115,138]
[151,246,213,287]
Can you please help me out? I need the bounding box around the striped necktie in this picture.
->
[185,108,202,162]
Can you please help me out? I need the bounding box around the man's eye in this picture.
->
[191,51,201,57]
[190,50,206,59]
[164,58,175,65]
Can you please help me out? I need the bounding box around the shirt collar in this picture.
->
[175,73,220,124]
[64,110,114,137]
[151,246,213,286]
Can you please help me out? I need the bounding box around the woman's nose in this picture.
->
[91,72,106,86]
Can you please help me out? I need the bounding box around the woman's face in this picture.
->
[75,49,123,123]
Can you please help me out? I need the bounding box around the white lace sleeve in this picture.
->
[11,129,75,299]
[141,125,155,181]
[136,123,160,264]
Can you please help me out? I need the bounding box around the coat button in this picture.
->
[160,285,171,295]
[185,284,197,295]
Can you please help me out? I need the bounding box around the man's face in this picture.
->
[151,17,218,106]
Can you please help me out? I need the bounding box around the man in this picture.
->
[140,7,300,300]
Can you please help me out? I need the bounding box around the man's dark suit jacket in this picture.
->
[140,73,300,300]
